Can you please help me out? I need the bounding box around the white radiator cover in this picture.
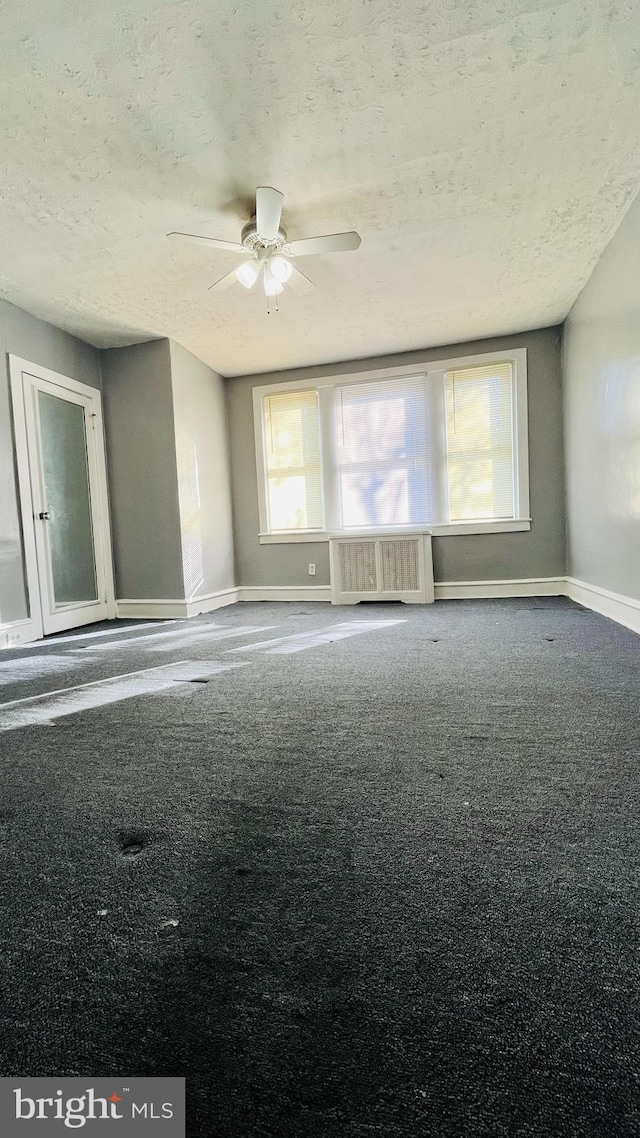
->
[329,533,434,604]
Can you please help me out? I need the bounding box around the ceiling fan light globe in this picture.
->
[264,276,284,296]
[235,261,259,289]
[270,256,293,282]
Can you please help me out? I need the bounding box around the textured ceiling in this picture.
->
[0,0,639,376]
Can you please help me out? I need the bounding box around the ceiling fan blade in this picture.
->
[167,231,246,255]
[208,267,241,292]
[287,265,315,295]
[256,186,284,241]
[283,231,361,258]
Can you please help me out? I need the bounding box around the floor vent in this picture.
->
[329,534,434,604]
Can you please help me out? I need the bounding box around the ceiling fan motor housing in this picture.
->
[241,219,287,251]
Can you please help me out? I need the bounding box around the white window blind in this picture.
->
[263,389,323,531]
[335,376,431,528]
[445,361,515,521]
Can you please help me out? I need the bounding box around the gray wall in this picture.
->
[170,341,235,597]
[563,193,640,602]
[101,340,185,600]
[0,298,101,624]
[226,327,565,586]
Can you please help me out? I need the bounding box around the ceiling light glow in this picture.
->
[270,256,293,283]
[235,261,259,289]
[264,274,284,296]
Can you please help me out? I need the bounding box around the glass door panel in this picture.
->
[37,391,98,607]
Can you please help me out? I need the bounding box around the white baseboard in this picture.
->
[116,588,239,620]
[185,588,239,617]
[435,577,566,600]
[237,580,565,603]
[115,577,640,637]
[237,585,332,603]
[115,599,188,619]
[565,576,640,635]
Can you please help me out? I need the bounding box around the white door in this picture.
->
[10,357,114,637]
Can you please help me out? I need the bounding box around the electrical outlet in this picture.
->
[308,563,316,576]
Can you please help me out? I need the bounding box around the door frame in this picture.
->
[8,355,116,642]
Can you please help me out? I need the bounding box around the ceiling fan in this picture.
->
[167,186,361,311]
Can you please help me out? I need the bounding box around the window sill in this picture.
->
[259,531,330,544]
[259,519,531,544]
[431,519,531,536]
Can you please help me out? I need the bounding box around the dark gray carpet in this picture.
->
[0,598,638,1137]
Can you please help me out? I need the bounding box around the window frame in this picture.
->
[253,348,530,543]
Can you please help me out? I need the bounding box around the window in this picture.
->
[263,389,323,531]
[445,361,514,521]
[254,350,529,540]
[335,376,431,528]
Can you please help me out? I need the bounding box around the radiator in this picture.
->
[329,533,434,605]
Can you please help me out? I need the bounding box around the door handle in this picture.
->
[38,511,50,520]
